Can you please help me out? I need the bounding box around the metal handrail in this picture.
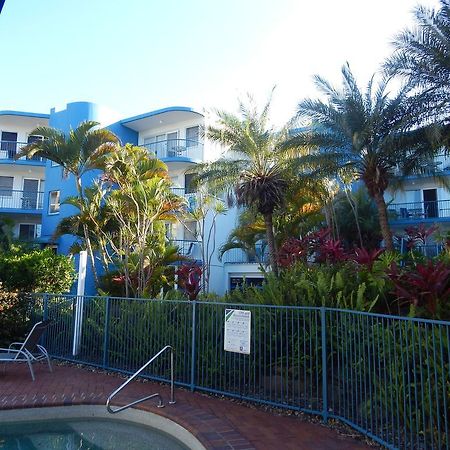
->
[106,345,175,414]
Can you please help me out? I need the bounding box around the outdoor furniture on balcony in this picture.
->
[390,199,450,222]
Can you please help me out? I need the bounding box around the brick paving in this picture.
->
[0,362,372,450]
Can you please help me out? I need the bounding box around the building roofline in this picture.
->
[0,110,50,119]
[120,106,203,125]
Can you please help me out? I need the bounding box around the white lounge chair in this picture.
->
[0,320,52,381]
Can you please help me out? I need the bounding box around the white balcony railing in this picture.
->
[0,190,44,211]
[0,141,46,163]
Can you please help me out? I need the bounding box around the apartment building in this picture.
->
[385,155,450,253]
[4,102,449,292]
[0,102,265,295]
[0,110,49,242]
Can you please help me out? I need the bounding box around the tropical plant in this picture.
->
[175,264,202,300]
[385,0,450,127]
[333,187,382,250]
[285,64,441,251]
[0,217,14,252]
[192,94,328,275]
[387,260,450,319]
[218,209,267,264]
[18,121,119,286]
[54,145,186,297]
[180,192,227,293]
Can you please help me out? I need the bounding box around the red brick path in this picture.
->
[0,362,372,450]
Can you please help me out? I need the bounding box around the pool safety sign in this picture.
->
[224,309,251,354]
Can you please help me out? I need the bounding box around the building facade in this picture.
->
[0,102,265,295]
[6,101,445,294]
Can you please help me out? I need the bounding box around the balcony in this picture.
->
[388,199,450,223]
[170,187,198,210]
[395,153,450,178]
[0,141,46,164]
[0,190,44,213]
[222,246,269,264]
[169,239,201,259]
[143,139,203,163]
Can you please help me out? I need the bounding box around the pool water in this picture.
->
[0,418,189,450]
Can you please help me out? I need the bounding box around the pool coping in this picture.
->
[0,363,374,450]
[0,405,206,450]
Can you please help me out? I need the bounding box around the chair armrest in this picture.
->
[8,342,23,349]
[0,347,31,360]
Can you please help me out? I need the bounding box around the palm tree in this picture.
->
[193,95,315,275]
[285,64,440,251]
[17,121,119,286]
[385,0,450,125]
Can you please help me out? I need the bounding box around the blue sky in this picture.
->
[0,0,441,125]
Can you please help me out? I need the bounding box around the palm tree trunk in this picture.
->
[373,192,394,252]
[263,213,279,276]
[75,177,100,288]
[345,189,363,247]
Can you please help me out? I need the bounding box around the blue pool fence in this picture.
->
[30,294,449,450]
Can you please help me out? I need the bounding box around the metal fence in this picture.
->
[31,294,449,450]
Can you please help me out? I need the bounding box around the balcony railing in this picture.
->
[170,187,197,210]
[0,141,46,163]
[169,239,200,258]
[143,139,203,162]
[222,245,268,264]
[0,190,44,211]
[388,199,450,221]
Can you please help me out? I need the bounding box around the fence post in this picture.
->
[321,307,328,423]
[190,300,197,392]
[102,297,110,368]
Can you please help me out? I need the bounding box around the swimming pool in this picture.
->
[0,406,205,450]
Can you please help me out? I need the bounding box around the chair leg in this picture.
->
[27,360,35,381]
[37,345,52,372]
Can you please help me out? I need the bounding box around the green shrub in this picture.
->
[0,283,30,346]
[0,248,76,293]
[226,261,388,311]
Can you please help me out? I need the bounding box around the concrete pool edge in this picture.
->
[0,404,206,450]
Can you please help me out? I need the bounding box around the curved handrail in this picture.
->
[106,345,175,414]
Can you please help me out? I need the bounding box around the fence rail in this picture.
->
[31,294,449,450]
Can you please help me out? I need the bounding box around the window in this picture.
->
[0,176,13,196]
[186,126,199,147]
[48,190,60,214]
[144,131,179,157]
[184,173,196,194]
[19,224,37,241]
[1,131,17,159]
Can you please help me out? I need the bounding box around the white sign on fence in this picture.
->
[224,309,251,354]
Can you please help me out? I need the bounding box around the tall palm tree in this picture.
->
[17,121,119,286]
[385,0,450,125]
[193,95,322,275]
[285,64,440,251]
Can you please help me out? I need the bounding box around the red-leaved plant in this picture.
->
[176,265,202,300]
[351,247,385,272]
[404,224,439,249]
[387,261,450,318]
